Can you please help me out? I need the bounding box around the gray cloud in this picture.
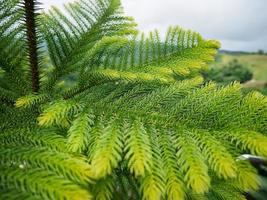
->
[43,0,267,51]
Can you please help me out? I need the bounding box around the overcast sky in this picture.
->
[43,0,267,51]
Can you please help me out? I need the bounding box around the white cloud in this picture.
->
[42,0,68,10]
[42,0,267,51]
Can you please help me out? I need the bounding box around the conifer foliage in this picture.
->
[1,0,267,199]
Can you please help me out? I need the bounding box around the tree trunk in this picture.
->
[24,0,40,92]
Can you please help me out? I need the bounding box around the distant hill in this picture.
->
[219,50,252,55]
[212,51,267,81]
[219,49,266,55]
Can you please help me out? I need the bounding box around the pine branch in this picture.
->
[24,0,40,92]
[2,1,267,199]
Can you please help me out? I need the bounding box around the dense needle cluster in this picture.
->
[1,0,267,199]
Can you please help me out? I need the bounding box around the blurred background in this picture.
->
[44,0,267,95]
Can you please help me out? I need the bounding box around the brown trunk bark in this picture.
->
[24,0,40,92]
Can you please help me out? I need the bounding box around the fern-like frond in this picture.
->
[0,128,67,151]
[2,0,266,199]
[67,111,95,153]
[15,93,49,108]
[70,30,219,97]
[0,167,93,200]
[0,145,95,184]
[90,118,123,178]
[0,126,96,199]
[191,130,237,179]
[159,130,185,200]
[235,161,261,191]
[140,127,165,200]
[92,175,116,200]
[37,100,83,127]
[124,119,152,177]
[175,133,210,194]
[39,0,137,90]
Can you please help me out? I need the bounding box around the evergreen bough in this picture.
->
[1,0,267,199]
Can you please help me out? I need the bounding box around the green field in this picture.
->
[212,53,267,81]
